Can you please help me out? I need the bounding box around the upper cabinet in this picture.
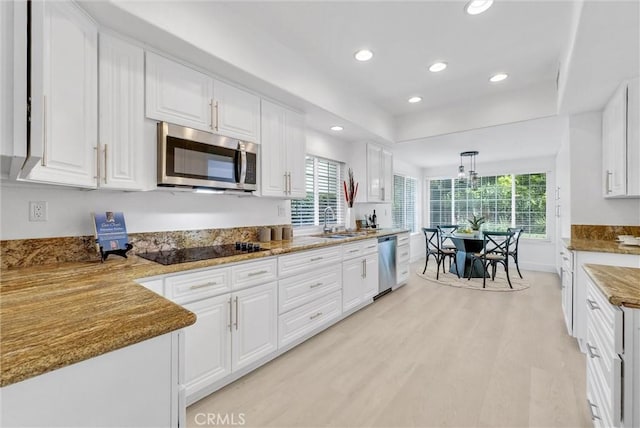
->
[145,53,260,142]
[98,33,147,190]
[602,77,640,198]
[359,143,392,203]
[260,100,306,198]
[22,1,98,188]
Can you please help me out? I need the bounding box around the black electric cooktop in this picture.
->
[138,244,265,266]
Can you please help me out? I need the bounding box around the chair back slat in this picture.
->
[437,225,458,248]
[482,231,512,255]
[422,228,441,253]
[507,227,523,253]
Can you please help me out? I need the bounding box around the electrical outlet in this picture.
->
[29,201,48,222]
[277,205,286,217]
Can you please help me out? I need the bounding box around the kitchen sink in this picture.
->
[312,231,370,239]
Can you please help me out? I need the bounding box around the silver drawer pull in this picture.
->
[310,256,323,261]
[190,282,217,290]
[401,252,408,256]
[366,245,377,249]
[309,282,323,289]
[349,249,360,253]
[587,299,600,310]
[247,270,268,277]
[401,271,408,275]
[309,312,323,320]
[586,343,600,359]
[587,400,601,421]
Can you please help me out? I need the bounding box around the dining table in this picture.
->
[447,234,489,278]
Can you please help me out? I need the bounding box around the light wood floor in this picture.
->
[187,262,591,428]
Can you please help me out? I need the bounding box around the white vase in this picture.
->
[344,207,356,231]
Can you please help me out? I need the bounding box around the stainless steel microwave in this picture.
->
[157,122,258,192]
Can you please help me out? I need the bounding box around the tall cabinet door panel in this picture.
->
[367,144,382,202]
[260,100,287,196]
[145,52,213,132]
[214,80,260,143]
[342,258,363,312]
[232,281,277,372]
[627,77,640,196]
[363,255,379,300]
[286,109,306,198]
[602,83,627,197]
[381,149,393,202]
[98,33,145,190]
[182,294,231,399]
[25,1,97,187]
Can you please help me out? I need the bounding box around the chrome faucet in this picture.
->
[323,206,336,233]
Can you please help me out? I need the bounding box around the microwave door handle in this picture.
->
[239,148,247,185]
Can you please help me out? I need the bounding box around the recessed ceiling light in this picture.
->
[354,49,374,62]
[330,125,344,131]
[408,96,422,104]
[465,0,494,15]
[489,73,508,83]
[429,62,448,73]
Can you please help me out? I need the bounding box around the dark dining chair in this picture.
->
[507,227,524,279]
[436,225,459,273]
[467,231,513,288]
[422,228,459,280]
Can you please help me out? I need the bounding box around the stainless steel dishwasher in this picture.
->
[376,235,397,297]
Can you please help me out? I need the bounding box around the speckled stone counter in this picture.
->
[565,238,640,255]
[583,264,640,309]
[0,229,408,387]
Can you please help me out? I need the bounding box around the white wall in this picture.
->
[423,155,557,272]
[0,183,289,240]
[569,111,640,225]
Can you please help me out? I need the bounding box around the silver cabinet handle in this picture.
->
[42,95,47,166]
[310,256,323,262]
[228,297,232,331]
[365,259,367,277]
[94,146,99,179]
[247,270,268,277]
[288,172,292,194]
[586,343,600,359]
[401,270,408,275]
[209,99,214,130]
[234,296,239,330]
[349,249,359,253]
[284,173,288,194]
[366,245,377,249]
[190,281,217,290]
[587,299,600,311]
[309,282,323,289]
[214,101,219,131]
[587,400,601,421]
[401,252,408,257]
[309,312,323,320]
[103,144,108,184]
[606,170,613,193]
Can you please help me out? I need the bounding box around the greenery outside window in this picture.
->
[429,173,547,238]
[291,156,343,227]
[392,174,417,232]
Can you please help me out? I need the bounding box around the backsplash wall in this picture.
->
[0,183,291,240]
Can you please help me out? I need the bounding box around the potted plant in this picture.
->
[468,214,486,237]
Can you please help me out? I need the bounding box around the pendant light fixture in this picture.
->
[458,151,480,189]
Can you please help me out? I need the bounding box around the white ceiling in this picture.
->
[223,1,575,117]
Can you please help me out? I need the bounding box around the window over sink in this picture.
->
[291,156,344,227]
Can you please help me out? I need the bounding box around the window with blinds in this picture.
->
[392,174,417,232]
[291,156,343,227]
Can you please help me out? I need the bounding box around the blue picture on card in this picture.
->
[94,212,128,251]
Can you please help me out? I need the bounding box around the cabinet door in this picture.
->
[98,33,145,190]
[286,109,307,198]
[602,83,627,197]
[232,281,277,372]
[25,1,97,187]
[260,100,286,197]
[627,77,640,196]
[381,149,393,202]
[342,258,363,312]
[363,254,379,300]
[145,52,213,132]
[366,144,382,202]
[214,80,260,143]
[182,294,231,399]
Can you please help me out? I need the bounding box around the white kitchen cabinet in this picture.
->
[260,99,306,198]
[145,52,214,132]
[342,240,378,312]
[602,77,640,198]
[278,290,342,348]
[560,244,574,335]
[366,144,393,202]
[98,33,147,190]
[182,294,231,399]
[231,281,278,372]
[214,80,260,143]
[22,1,98,187]
[342,257,366,312]
[396,233,411,287]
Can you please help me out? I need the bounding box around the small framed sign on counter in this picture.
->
[92,211,132,261]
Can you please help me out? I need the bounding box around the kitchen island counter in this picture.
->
[583,263,640,309]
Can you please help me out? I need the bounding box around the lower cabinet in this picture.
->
[560,245,574,335]
[278,290,342,348]
[342,251,378,312]
[396,233,411,286]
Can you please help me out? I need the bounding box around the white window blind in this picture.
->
[291,156,344,227]
[392,174,417,232]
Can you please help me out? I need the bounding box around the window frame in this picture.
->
[392,173,418,233]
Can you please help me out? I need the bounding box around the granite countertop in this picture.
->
[565,238,640,256]
[0,228,408,387]
[583,264,640,309]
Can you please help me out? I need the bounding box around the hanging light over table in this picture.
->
[458,151,479,189]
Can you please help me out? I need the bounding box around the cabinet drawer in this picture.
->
[397,244,410,263]
[279,265,341,314]
[397,262,410,284]
[342,242,363,260]
[165,267,231,304]
[278,290,342,348]
[587,349,621,427]
[586,277,623,354]
[231,258,277,290]
[397,233,410,246]
[361,239,378,255]
[279,246,342,278]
